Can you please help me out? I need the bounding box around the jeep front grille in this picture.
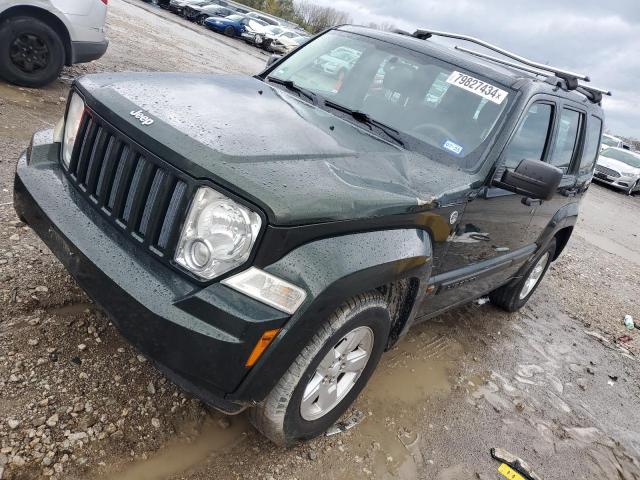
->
[595,165,621,178]
[64,109,192,260]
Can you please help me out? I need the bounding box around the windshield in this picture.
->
[601,148,640,168]
[267,30,513,170]
[601,135,620,147]
[225,14,243,21]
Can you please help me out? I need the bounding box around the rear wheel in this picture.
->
[249,292,390,446]
[224,26,235,36]
[197,15,208,26]
[490,239,556,312]
[0,16,65,88]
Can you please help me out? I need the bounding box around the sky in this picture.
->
[311,0,640,139]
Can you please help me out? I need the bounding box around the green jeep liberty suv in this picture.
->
[14,26,609,445]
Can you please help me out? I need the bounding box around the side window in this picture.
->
[579,116,603,174]
[503,103,553,169]
[550,108,583,172]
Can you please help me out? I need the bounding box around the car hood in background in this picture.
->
[597,155,640,175]
[76,73,472,225]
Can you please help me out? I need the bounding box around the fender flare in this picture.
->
[536,201,578,256]
[229,228,432,402]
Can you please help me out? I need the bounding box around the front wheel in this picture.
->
[249,293,390,446]
[490,238,556,312]
[628,180,638,196]
[0,16,65,88]
[197,15,208,26]
[223,26,235,36]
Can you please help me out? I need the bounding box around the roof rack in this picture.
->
[404,28,611,103]
[413,29,589,82]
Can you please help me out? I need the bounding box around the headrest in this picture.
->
[383,62,415,94]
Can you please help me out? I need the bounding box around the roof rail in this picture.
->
[453,46,612,103]
[413,29,590,82]
[454,46,548,77]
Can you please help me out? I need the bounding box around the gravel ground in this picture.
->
[1,2,640,479]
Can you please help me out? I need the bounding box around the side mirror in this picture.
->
[266,54,282,67]
[495,159,563,200]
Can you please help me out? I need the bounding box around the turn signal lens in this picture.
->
[245,329,281,367]
[222,267,306,314]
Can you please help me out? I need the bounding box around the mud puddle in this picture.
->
[48,302,94,317]
[97,414,248,480]
[343,326,465,479]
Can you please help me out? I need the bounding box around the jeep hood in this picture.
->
[77,73,472,225]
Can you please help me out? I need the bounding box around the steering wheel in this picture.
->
[410,123,459,145]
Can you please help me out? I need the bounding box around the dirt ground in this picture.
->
[1,1,640,479]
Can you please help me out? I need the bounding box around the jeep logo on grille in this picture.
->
[130,109,154,126]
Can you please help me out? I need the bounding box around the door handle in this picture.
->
[521,197,542,206]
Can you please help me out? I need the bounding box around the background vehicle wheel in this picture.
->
[224,26,235,36]
[249,292,390,446]
[628,180,638,195]
[262,39,272,51]
[197,15,208,26]
[489,238,556,312]
[0,16,65,88]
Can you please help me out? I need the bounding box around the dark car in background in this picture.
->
[185,4,235,24]
[169,0,209,16]
[204,14,247,36]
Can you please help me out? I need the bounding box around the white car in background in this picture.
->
[0,0,108,87]
[268,31,306,54]
[593,147,640,195]
[600,133,628,151]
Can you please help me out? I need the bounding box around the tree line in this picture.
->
[233,0,352,33]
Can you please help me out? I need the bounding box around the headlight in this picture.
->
[174,186,261,280]
[62,93,85,168]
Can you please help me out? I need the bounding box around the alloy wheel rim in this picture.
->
[300,326,374,421]
[9,34,49,73]
[519,252,550,300]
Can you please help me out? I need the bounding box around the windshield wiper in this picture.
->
[323,100,405,147]
[267,77,318,105]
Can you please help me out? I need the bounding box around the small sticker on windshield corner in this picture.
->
[443,140,464,155]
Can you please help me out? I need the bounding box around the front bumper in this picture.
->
[592,171,638,191]
[13,131,290,413]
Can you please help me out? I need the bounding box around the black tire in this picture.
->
[262,39,272,51]
[223,26,235,37]
[628,180,638,196]
[249,292,390,446]
[197,15,208,26]
[0,16,65,88]
[490,238,556,312]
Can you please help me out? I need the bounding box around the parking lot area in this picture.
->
[1,1,640,479]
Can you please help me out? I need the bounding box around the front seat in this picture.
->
[362,61,415,123]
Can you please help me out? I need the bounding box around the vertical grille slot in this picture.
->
[158,180,187,250]
[139,169,167,237]
[84,129,111,196]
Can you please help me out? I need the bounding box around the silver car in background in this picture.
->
[0,0,108,87]
[594,147,640,195]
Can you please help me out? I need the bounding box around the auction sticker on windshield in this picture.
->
[446,71,508,104]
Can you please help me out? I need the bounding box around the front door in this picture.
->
[421,100,556,315]
[529,103,589,235]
